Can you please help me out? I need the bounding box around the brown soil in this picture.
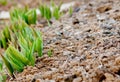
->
[1,0,120,82]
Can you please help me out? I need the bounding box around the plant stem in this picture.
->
[47,20,51,27]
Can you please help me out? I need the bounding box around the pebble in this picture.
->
[115,57,120,65]
[63,51,71,56]
[104,73,114,81]
[0,11,10,19]
[73,77,82,82]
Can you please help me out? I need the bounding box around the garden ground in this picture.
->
[0,0,120,82]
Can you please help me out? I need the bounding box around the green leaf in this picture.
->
[0,53,14,77]
[39,4,52,21]
[0,74,7,82]
[2,26,10,41]
[39,4,45,17]
[27,41,35,65]
[6,54,25,72]
[6,45,30,66]
[1,34,7,49]
[47,49,53,57]
[32,28,41,38]
[0,39,2,48]
[35,37,43,57]
[0,0,7,5]
[69,6,73,16]
[25,9,37,24]
[52,5,61,20]
[45,6,52,21]
[39,1,62,22]
[10,7,36,25]
[0,60,3,71]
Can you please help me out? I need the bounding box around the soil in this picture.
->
[0,0,120,82]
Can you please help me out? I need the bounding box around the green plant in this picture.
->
[0,20,27,49]
[0,60,7,82]
[10,7,37,25]
[24,9,37,24]
[0,26,10,49]
[0,73,7,82]
[0,0,7,5]
[47,49,53,57]
[5,44,35,72]
[39,4,52,21]
[33,29,43,57]
[69,6,73,16]
[0,53,14,77]
[51,0,62,20]
[0,34,7,49]
[0,20,43,77]
[0,60,3,71]
[52,6,62,20]
[16,23,43,57]
[39,1,62,25]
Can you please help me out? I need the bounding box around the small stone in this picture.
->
[36,79,41,82]
[104,73,114,81]
[73,7,80,12]
[110,66,119,73]
[0,11,10,19]
[70,58,80,66]
[73,77,82,82]
[115,57,120,65]
[96,14,106,21]
[103,31,111,34]
[43,71,53,79]
[72,18,79,25]
[97,5,112,13]
[63,51,71,56]
[101,24,113,30]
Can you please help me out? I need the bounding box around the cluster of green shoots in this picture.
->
[0,0,7,5]
[0,0,66,80]
[10,7,37,25]
[0,21,43,78]
[10,1,62,26]
[0,26,10,49]
[39,1,62,24]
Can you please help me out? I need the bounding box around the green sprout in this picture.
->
[39,4,52,26]
[0,60,7,82]
[5,45,34,72]
[0,53,14,77]
[39,1,62,25]
[35,37,43,57]
[0,0,7,5]
[17,31,36,65]
[47,49,53,57]
[0,26,10,49]
[0,20,28,49]
[51,0,62,20]
[10,7,37,25]
[52,6,62,20]
[69,6,73,16]
[0,4,44,80]
[0,60,3,71]
[0,20,43,77]
[1,27,42,75]
[24,9,37,25]
[0,73,7,82]
[0,34,7,49]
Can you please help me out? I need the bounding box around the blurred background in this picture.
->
[0,0,78,11]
